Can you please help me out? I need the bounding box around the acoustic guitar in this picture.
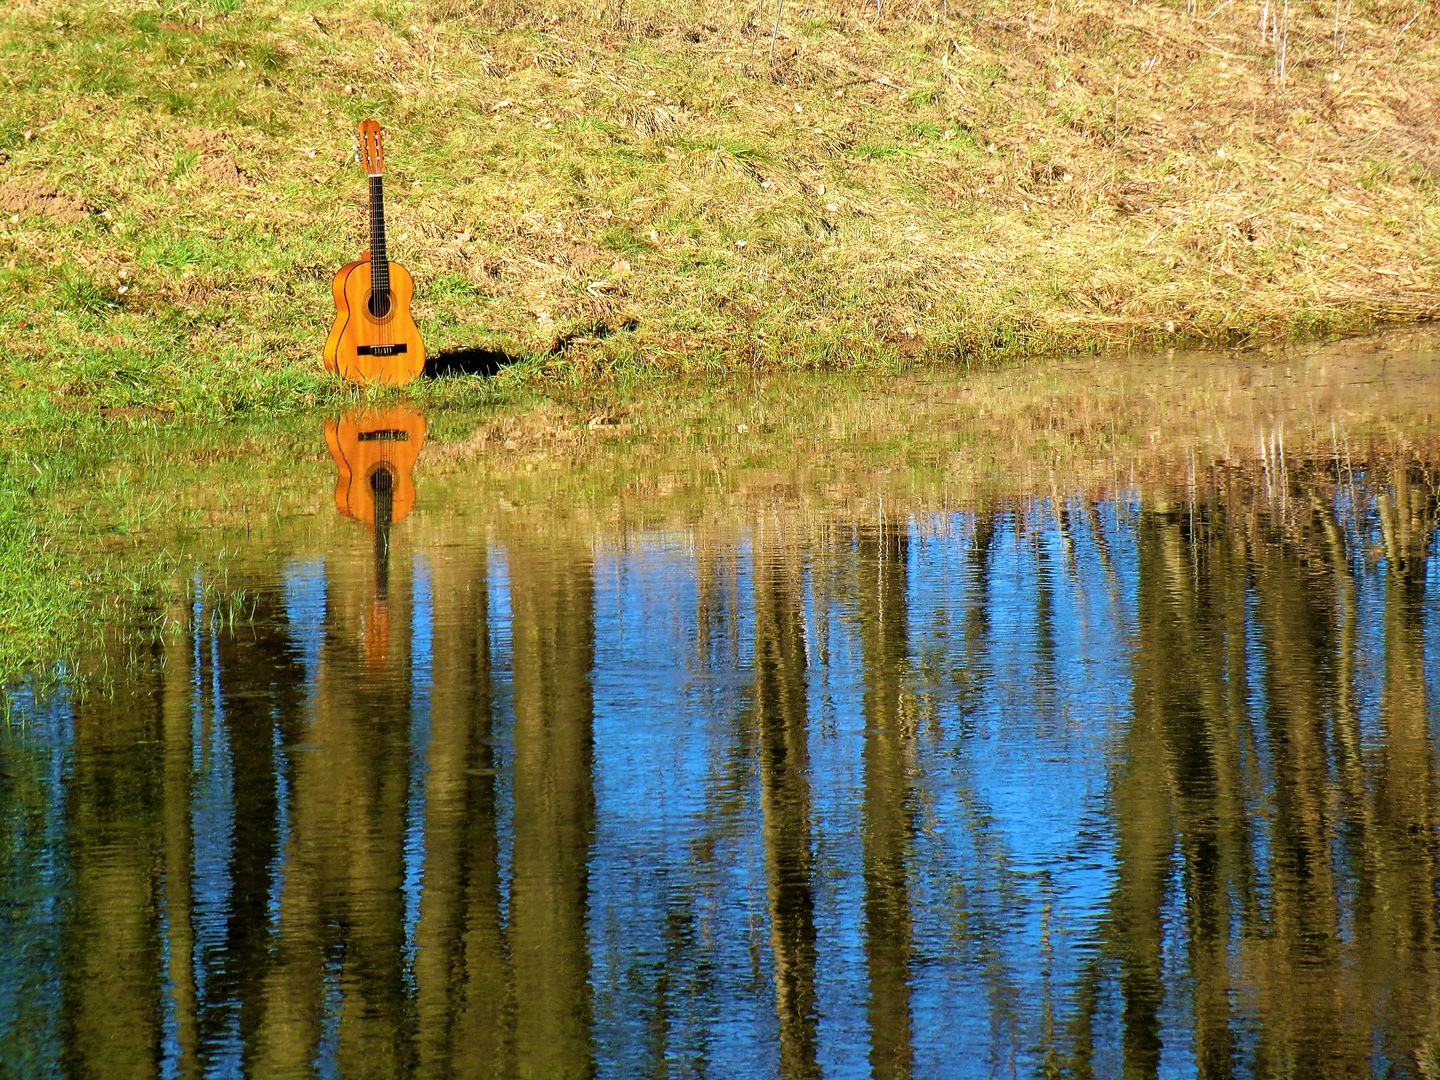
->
[325,405,426,670]
[325,405,426,530]
[324,119,425,384]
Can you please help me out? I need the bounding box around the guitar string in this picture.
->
[374,169,389,360]
[370,164,386,367]
[364,129,384,374]
[369,165,375,366]
[377,179,383,371]
[368,129,376,367]
[385,179,392,360]
[360,126,404,378]
[378,135,393,365]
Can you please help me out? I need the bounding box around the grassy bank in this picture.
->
[0,403,495,679]
[3,0,1440,414]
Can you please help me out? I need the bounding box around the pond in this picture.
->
[4,333,1440,1078]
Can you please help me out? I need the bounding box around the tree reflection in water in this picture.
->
[1,416,1438,1079]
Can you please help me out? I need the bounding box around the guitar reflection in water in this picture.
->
[325,406,427,668]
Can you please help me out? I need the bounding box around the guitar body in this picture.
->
[325,406,426,526]
[325,255,425,384]
[324,119,426,385]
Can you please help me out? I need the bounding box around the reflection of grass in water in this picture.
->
[0,464,184,683]
[4,332,1439,682]
[0,471,69,682]
[0,416,329,683]
[428,331,1440,510]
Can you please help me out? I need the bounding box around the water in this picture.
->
[4,337,1440,1078]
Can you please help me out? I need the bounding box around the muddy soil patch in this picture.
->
[0,182,93,223]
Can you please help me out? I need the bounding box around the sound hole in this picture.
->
[367,291,393,319]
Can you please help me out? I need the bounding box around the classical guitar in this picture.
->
[325,405,427,670]
[325,405,426,530]
[324,119,425,384]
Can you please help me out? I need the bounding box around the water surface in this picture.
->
[4,336,1440,1078]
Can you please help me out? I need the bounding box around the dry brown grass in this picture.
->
[357,0,1440,365]
[3,0,1440,386]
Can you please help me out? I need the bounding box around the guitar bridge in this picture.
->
[356,343,408,356]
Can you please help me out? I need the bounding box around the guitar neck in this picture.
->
[368,175,390,295]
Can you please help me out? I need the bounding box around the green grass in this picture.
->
[0,427,191,681]
[0,411,338,682]
[0,0,1437,416]
[0,462,70,680]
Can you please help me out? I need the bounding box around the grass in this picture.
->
[0,412,334,680]
[1,0,1440,413]
[0,431,171,680]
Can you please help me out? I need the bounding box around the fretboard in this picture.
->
[368,175,390,296]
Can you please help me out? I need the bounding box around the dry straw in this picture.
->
[3,0,1440,375]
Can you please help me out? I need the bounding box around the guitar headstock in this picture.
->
[357,119,384,177]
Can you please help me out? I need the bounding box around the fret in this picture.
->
[369,175,390,297]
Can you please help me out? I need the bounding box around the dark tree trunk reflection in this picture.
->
[753,530,820,1080]
[857,515,915,1080]
[506,538,597,1080]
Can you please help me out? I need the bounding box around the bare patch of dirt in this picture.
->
[879,326,927,357]
[197,157,244,185]
[184,129,246,184]
[0,182,93,222]
[183,128,228,152]
[565,240,605,269]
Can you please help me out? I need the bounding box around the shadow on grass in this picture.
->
[425,319,639,378]
[423,347,523,379]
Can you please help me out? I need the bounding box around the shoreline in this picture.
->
[3,325,1437,682]
[5,0,1440,676]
